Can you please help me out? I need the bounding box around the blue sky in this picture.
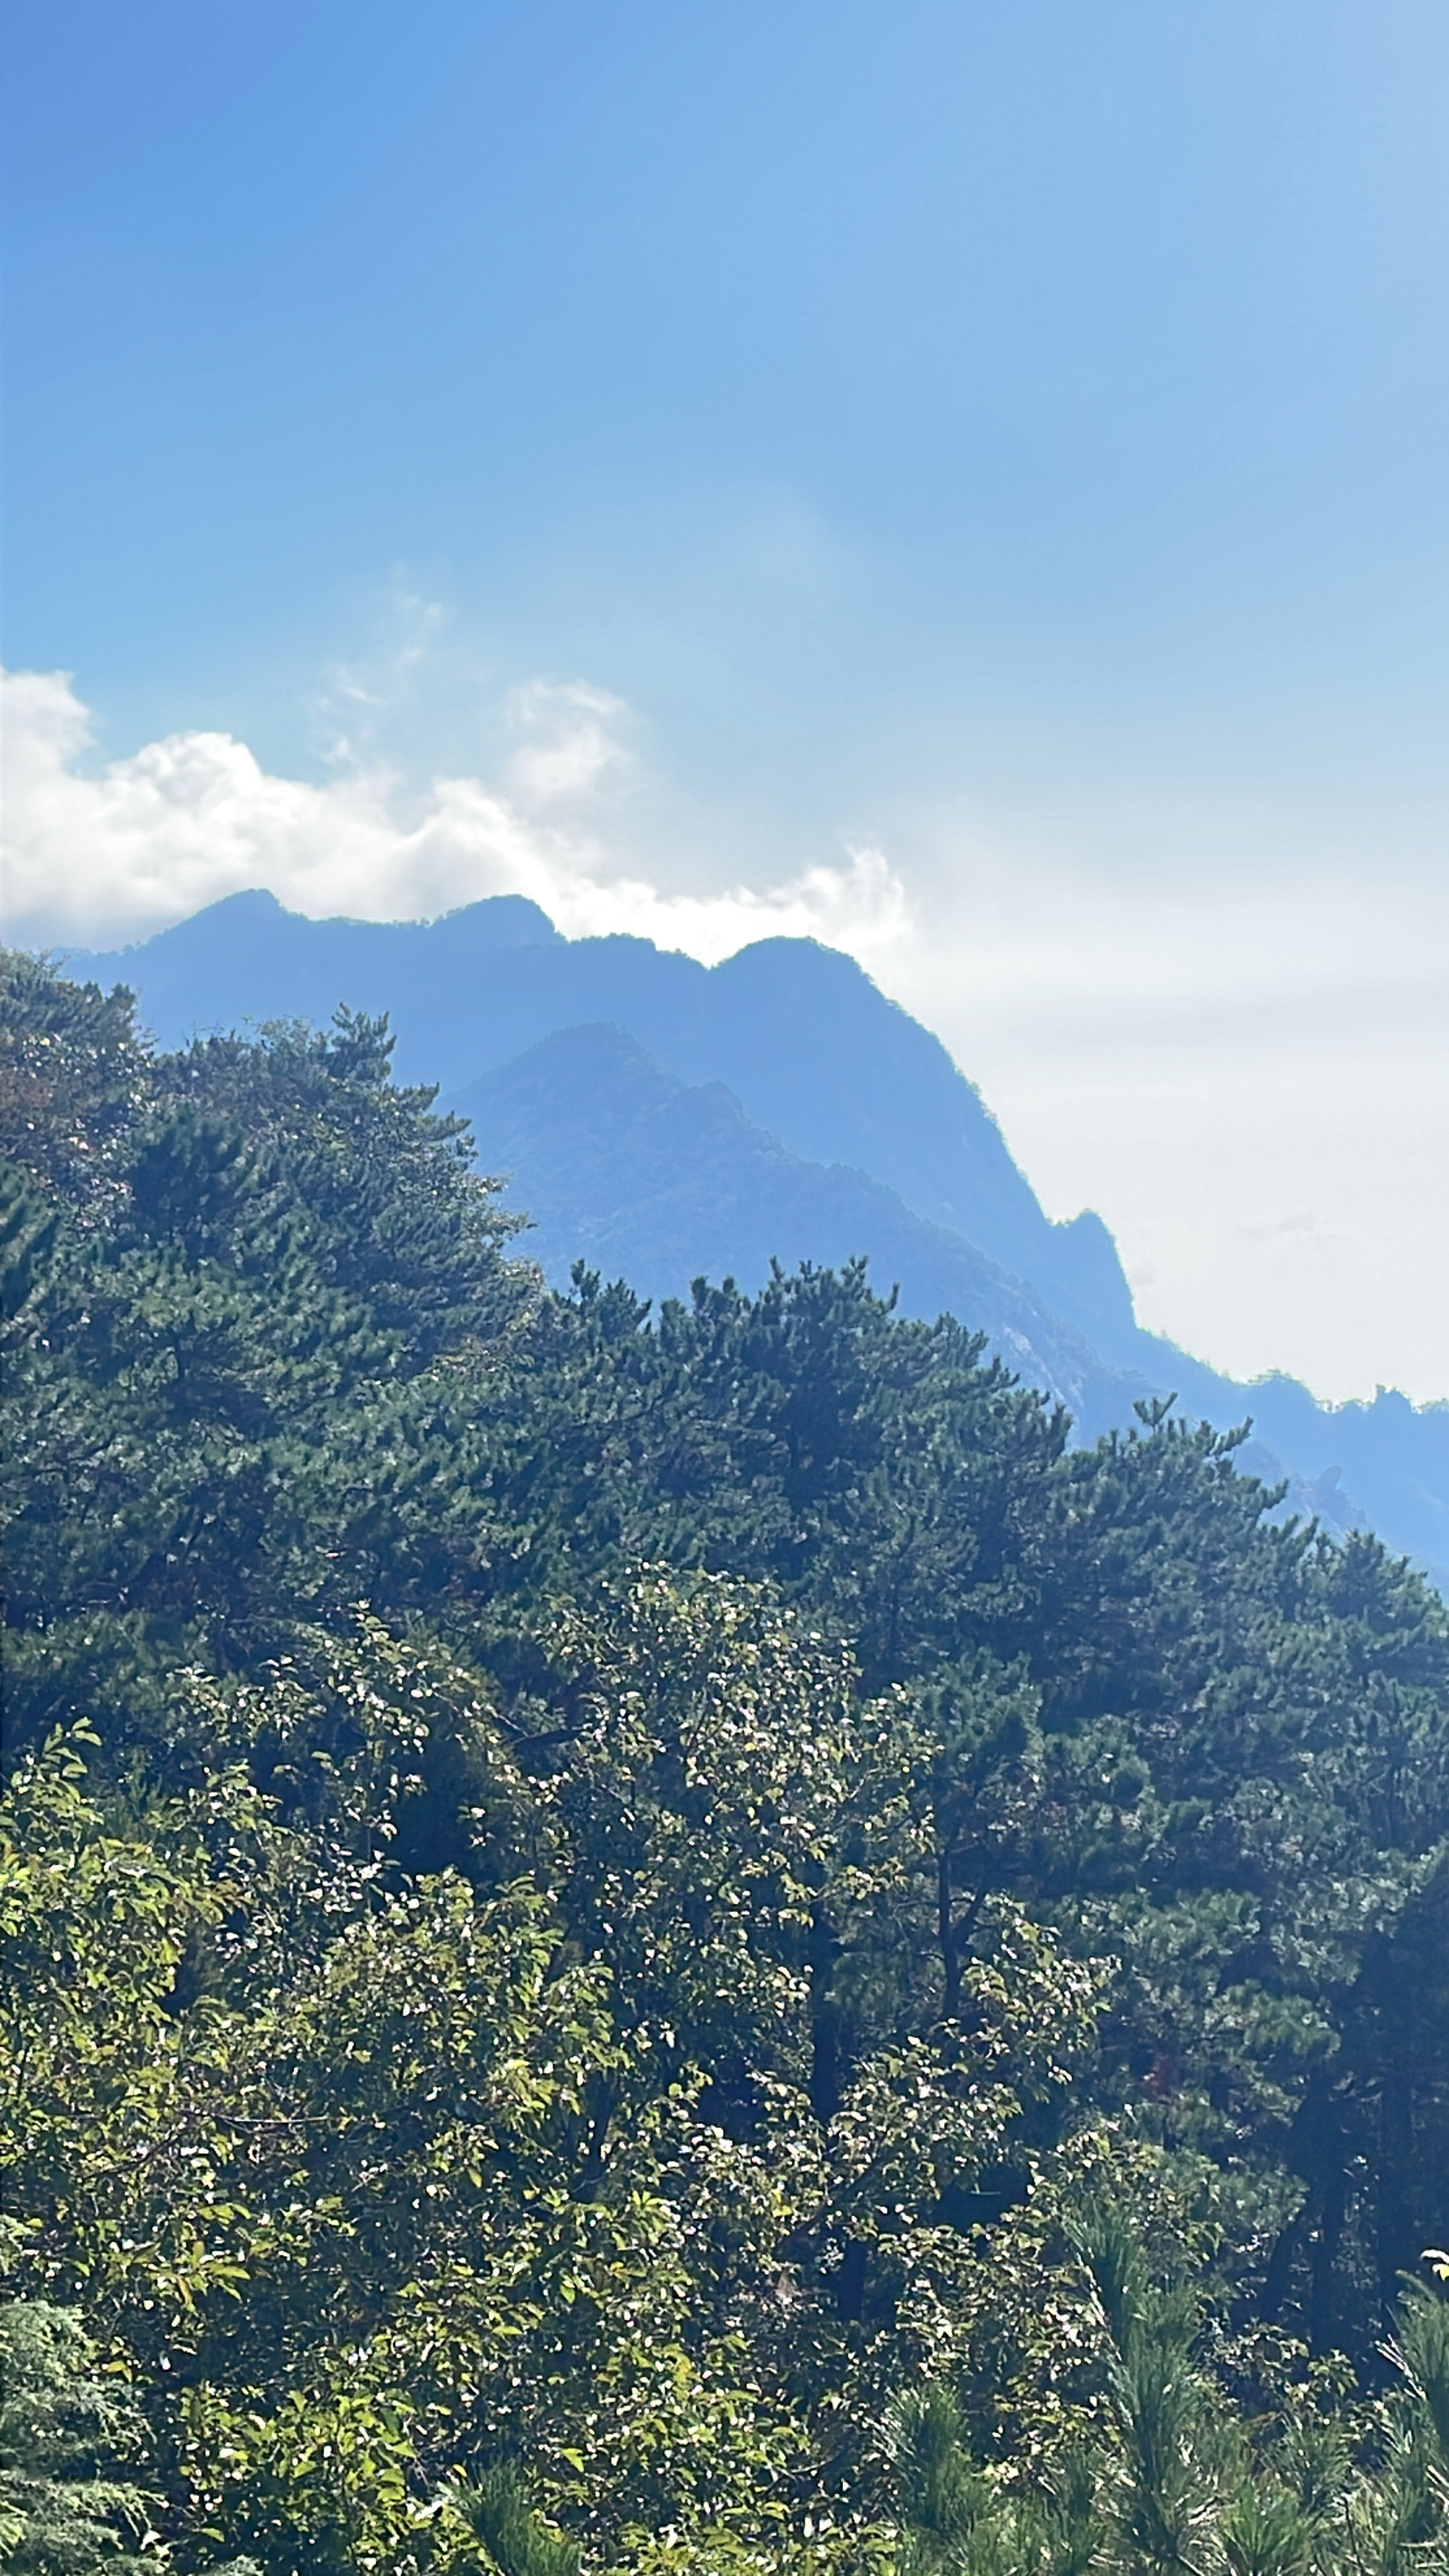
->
[4,0,1447,1399]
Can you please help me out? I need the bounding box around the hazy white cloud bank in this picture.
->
[894,808,1448,1406]
[0,668,910,972]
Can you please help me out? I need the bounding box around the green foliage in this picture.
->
[879,2226,1449,2575]
[3,948,1449,2570]
[0,2302,157,2572]
[452,2467,581,2576]
[0,954,151,1214]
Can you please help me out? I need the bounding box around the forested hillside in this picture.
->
[4,951,1449,2576]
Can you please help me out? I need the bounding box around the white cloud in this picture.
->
[501,678,635,805]
[0,667,911,972]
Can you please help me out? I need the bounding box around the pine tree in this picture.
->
[450,2467,582,2576]
[0,2301,158,2572]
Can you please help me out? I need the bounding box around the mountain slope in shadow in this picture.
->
[449,1021,1145,1437]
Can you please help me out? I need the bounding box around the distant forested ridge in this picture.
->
[65,889,1449,1588]
[4,948,1449,2576]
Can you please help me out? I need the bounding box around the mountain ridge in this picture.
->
[64,890,1130,1350]
[62,888,1448,1585]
